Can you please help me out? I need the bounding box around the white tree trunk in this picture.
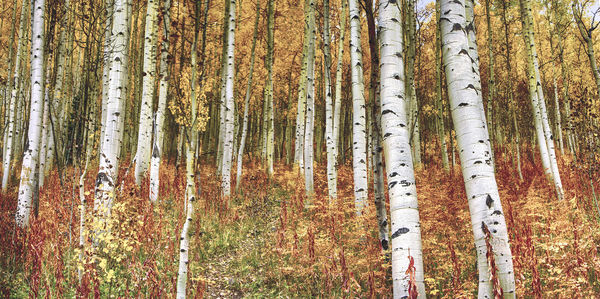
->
[134,0,159,185]
[94,0,130,225]
[235,1,260,191]
[378,1,426,297]
[349,0,368,213]
[38,65,52,188]
[15,0,45,228]
[149,0,171,203]
[100,0,114,152]
[303,0,316,196]
[323,0,337,200]
[520,0,564,200]
[440,0,516,297]
[294,0,311,173]
[2,0,28,192]
[176,3,201,295]
[220,0,236,198]
[333,0,347,164]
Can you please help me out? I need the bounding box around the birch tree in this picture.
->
[333,0,347,163]
[440,0,516,296]
[15,0,45,228]
[265,0,275,178]
[365,0,389,251]
[134,0,159,185]
[435,0,449,172]
[149,0,172,203]
[304,0,316,196]
[349,0,368,213]
[520,0,564,200]
[177,2,201,296]
[324,0,336,200]
[378,1,425,297]
[94,0,131,225]
[294,0,311,174]
[220,0,236,198]
[2,0,28,192]
[236,0,260,191]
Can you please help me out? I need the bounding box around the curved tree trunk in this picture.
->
[520,0,564,200]
[378,1,425,297]
[440,0,516,297]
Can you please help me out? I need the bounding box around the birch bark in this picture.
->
[440,0,516,296]
[135,0,160,185]
[2,0,28,192]
[235,0,260,191]
[378,1,425,297]
[349,0,368,213]
[149,0,171,203]
[220,0,236,198]
[15,0,45,228]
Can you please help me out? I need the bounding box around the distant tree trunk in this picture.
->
[15,0,45,228]
[304,0,316,196]
[134,0,159,185]
[216,0,230,177]
[404,0,421,166]
[552,77,564,153]
[236,0,260,191]
[485,0,495,157]
[220,0,236,198]
[294,0,311,174]
[265,0,275,179]
[441,0,516,297]
[2,0,28,192]
[378,1,425,297]
[557,32,575,154]
[349,0,368,213]
[500,0,523,181]
[435,0,449,172]
[520,0,564,200]
[149,0,172,203]
[333,0,347,164]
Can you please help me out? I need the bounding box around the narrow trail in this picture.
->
[196,169,289,298]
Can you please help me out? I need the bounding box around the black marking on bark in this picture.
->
[391,227,409,239]
[451,23,462,32]
[486,194,493,208]
[492,210,502,215]
[458,102,468,107]
[458,49,469,55]
[388,181,397,189]
[381,239,389,250]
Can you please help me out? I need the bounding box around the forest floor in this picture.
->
[1,150,600,298]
